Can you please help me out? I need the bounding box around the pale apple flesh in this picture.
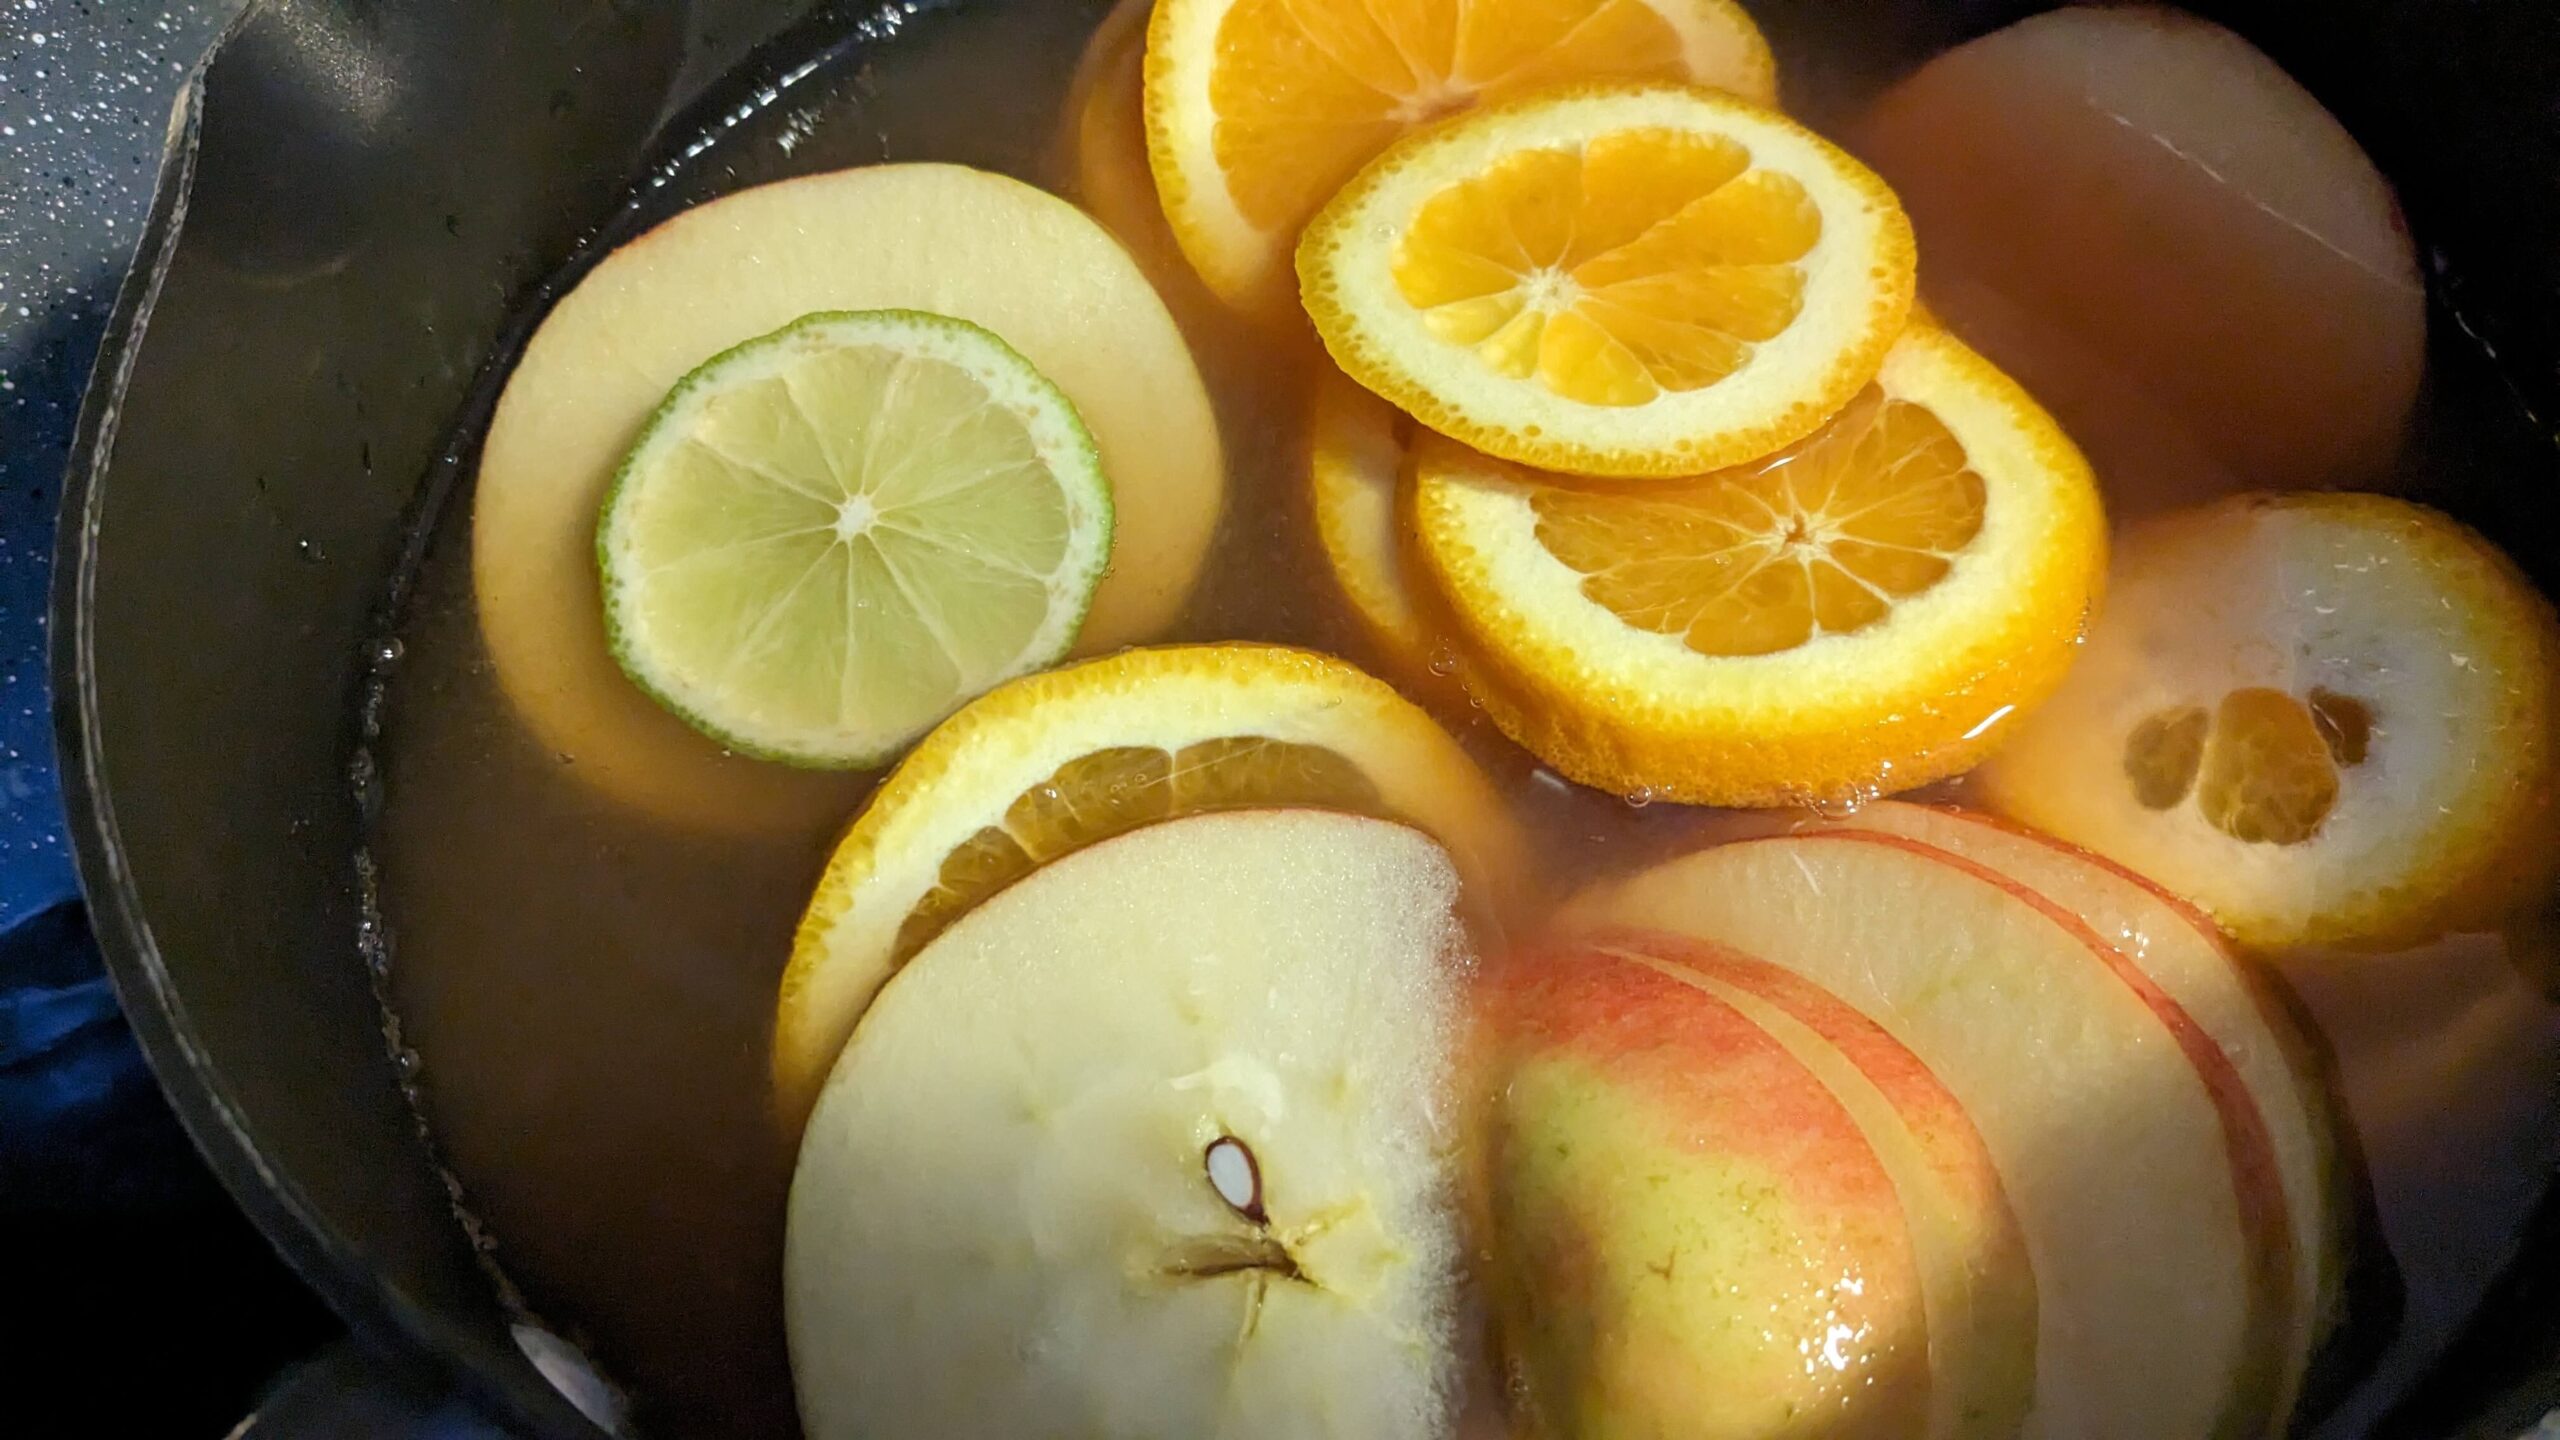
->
[1855,6,2422,512]
[1821,799,2339,1420]
[786,809,1468,1440]
[1469,940,1932,1440]
[474,162,1224,833]
[1590,928,2040,1440]
[1563,832,2296,1440]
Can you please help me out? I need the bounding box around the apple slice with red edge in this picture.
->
[1819,799,2341,1419]
[1587,929,2040,1440]
[1468,939,1935,1439]
[1562,830,2298,1440]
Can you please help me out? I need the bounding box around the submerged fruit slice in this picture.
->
[1825,799,2339,1422]
[1856,6,2424,512]
[1470,940,1935,1440]
[1409,325,2106,806]
[787,809,1471,1440]
[1146,0,1775,315]
[771,643,1529,1125]
[599,311,1111,768]
[477,164,1222,830]
[1563,832,2298,1440]
[1977,493,2560,950]
[1308,371,1432,671]
[1058,0,1196,304]
[1302,81,1914,478]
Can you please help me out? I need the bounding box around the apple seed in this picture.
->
[1205,1135,1267,1223]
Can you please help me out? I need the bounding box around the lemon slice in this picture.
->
[1308,370,1433,672]
[1301,80,1915,478]
[598,311,1111,769]
[1409,325,2106,807]
[771,643,1530,1125]
[1977,493,2560,950]
[1145,0,1775,317]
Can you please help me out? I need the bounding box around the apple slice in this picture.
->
[786,809,1469,1440]
[1468,939,1934,1438]
[476,163,1224,832]
[1822,799,2338,1416]
[1563,832,2295,1440]
[1591,930,2040,1440]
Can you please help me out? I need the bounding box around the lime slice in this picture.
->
[598,310,1113,769]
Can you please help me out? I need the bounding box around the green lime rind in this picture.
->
[596,308,1115,771]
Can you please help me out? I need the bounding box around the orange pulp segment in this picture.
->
[1530,383,1984,655]
[1391,126,1819,408]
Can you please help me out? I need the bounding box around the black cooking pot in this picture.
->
[49,0,2560,1435]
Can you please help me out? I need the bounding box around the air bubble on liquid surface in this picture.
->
[1808,790,1872,821]
[1622,786,1656,809]
[1427,644,1461,677]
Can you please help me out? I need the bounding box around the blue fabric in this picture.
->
[0,189,162,1211]
[0,265,151,1209]
[0,899,214,1214]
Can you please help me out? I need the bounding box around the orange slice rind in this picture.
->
[770,643,1529,1127]
[1308,370,1435,672]
[1408,324,2105,806]
[1978,493,2560,950]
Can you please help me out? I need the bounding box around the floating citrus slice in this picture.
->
[1058,0,1193,300]
[1308,370,1433,671]
[599,311,1113,769]
[1301,81,1914,478]
[1145,0,1776,316]
[1408,325,2106,806]
[771,643,1529,1125]
[476,164,1222,832]
[1977,493,2560,950]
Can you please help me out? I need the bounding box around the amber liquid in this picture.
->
[367,4,2560,1437]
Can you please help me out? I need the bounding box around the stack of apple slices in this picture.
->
[1472,932,2041,1439]
[782,794,2338,1440]
[785,809,1480,1440]
[1529,799,2338,1440]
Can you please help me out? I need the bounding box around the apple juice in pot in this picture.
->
[363,2,2560,1437]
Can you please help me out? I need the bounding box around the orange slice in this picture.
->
[1308,369,1435,672]
[1977,493,2560,950]
[1058,0,1203,308]
[1301,81,1915,478]
[1145,0,1776,316]
[1408,324,2105,806]
[770,643,1529,1127]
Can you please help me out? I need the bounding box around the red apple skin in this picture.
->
[1565,831,2303,1440]
[1822,798,2347,1417]
[1832,830,2299,1440]
[1469,941,1932,1440]
[1587,926,2040,1440]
